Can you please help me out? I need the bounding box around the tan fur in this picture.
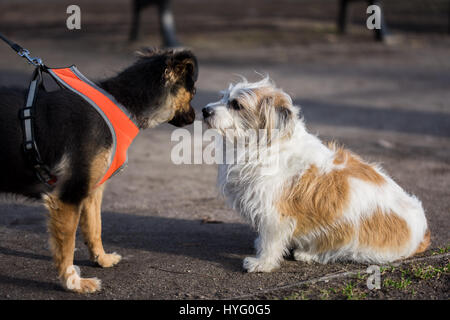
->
[172,87,193,113]
[45,195,80,278]
[330,143,385,185]
[162,56,196,125]
[80,149,121,267]
[358,208,411,251]
[272,92,291,110]
[44,194,101,293]
[145,85,195,128]
[44,148,115,293]
[278,144,385,250]
[414,229,431,254]
[251,87,290,109]
[236,88,294,141]
[89,148,112,188]
[254,88,291,128]
[80,186,104,260]
[80,184,121,268]
[278,164,350,236]
[315,222,355,253]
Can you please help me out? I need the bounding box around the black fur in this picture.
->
[0,49,197,204]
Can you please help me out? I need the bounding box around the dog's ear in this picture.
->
[275,105,294,133]
[164,50,198,86]
[259,92,295,139]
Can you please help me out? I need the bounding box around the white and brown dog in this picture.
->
[202,77,430,272]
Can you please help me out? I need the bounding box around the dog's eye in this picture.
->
[229,99,242,110]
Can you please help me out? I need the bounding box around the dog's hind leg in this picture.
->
[292,249,317,263]
[292,240,317,264]
[45,194,101,293]
[80,185,121,268]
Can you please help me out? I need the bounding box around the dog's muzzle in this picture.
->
[168,106,196,127]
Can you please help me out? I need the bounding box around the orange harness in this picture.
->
[49,66,140,186]
[0,35,139,187]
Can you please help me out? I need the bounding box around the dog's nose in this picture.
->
[202,107,214,118]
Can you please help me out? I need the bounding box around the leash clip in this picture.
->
[18,48,43,67]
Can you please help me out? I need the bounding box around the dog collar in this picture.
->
[48,66,140,186]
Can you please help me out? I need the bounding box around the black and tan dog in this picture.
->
[0,49,197,293]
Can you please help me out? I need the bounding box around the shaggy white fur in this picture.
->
[203,77,429,272]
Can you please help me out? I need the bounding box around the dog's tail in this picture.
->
[414,229,431,255]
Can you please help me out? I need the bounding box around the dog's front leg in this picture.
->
[243,217,294,273]
[45,195,101,293]
[80,185,121,268]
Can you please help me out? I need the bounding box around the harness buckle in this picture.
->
[23,141,34,152]
[18,48,43,67]
[19,107,34,120]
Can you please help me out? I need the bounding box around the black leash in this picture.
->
[0,32,57,187]
[0,32,44,67]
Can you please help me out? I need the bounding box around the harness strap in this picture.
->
[19,67,57,187]
[48,67,140,186]
[0,32,55,186]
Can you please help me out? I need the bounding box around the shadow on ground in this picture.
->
[0,203,254,273]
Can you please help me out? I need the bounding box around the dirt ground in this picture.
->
[0,0,448,300]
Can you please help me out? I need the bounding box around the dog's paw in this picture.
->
[63,265,101,294]
[96,252,122,268]
[293,250,315,263]
[76,278,102,294]
[243,256,277,273]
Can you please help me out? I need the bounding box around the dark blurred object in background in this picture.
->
[338,0,390,41]
[0,0,448,51]
[129,0,180,47]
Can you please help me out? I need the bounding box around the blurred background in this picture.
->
[0,0,449,299]
[0,0,449,122]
